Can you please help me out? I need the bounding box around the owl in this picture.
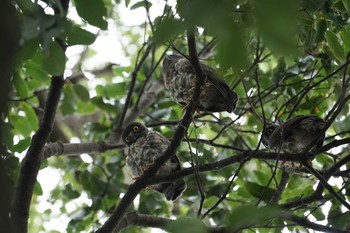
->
[262,115,326,154]
[162,54,238,113]
[121,122,186,201]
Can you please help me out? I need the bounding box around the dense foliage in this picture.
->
[2,0,350,232]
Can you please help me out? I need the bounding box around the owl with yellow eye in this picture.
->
[262,115,326,162]
[121,122,186,201]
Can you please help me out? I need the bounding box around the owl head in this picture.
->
[122,122,148,146]
[262,124,280,149]
[163,54,183,73]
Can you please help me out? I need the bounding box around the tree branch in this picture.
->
[42,142,123,160]
[281,212,347,233]
[11,76,65,233]
[0,0,19,231]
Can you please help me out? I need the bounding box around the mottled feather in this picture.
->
[122,122,186,201]
[262,115,326,154]
[162,54,238,113]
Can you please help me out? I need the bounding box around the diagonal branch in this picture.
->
[11,76,65,233]
[280,212,347,233]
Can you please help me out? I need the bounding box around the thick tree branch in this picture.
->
[11,76,65,233]
[42,142,123,159]
[11,1,69,231]
[0,0,19,232]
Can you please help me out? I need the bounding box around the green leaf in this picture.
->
[154,17,185,42]
[22,103,39,130]
[343,0,350,14]
[244,181,274,202]
[34,182,43,195]
[11,116,33,137]
[16,39,39,66]
[13,73,29,98]
[166,217,209,233]
[61,84,77,116]
[326,31,345,61]
[301,0,325,12]
[67,25,97,46]
[103,83,127,98]
[14,137,31,153]
[125,0,131,7]
[203,196,219,208]
[24,58,50,82]
[90,97,117,113]
[63,184,80,199]
[74,0,108,29]
[328,207,350,230]
[315,154,334,167]
[225,204,281,230]
[76,102,96,114]
[42,41,66,75]
[17,0,45,15]
[314,19,327,43]
[130,0,152,10]
[340,24,350,51]
[73,84,90,101]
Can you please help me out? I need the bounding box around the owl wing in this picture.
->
[147,130,170,158]
[147,130,182,173]
[280,115,326,150]
[147,130,187,200]
[298,116,326,132]
[267,115,309,148]
[202,65,231,96]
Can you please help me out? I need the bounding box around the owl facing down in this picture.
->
[262,115,326,154]
[121,122,186,201]
[162,54,238,113]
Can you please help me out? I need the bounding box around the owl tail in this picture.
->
[156,179,186,201]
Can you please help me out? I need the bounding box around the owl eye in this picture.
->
[266,128,273,135]
[132,125,139,132]
[125,136,131,142]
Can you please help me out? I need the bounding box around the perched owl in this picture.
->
[162,54,238,113]
[262,115,326,154]
[121,122,186,201]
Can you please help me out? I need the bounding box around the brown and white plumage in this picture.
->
[262,115,326,154]
[162,54,238,113]
[122,122,186,201]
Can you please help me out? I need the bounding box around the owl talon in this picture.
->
[140,158,156,172]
